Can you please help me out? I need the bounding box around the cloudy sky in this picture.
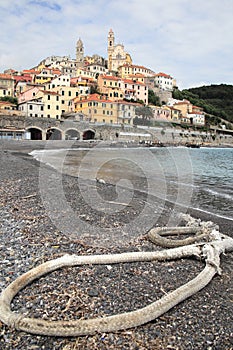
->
[0,0,232,89]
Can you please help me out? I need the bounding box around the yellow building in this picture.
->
[49,86,79,115]
[118,64,154,79]
[37,90,61,119]
[167,107,181,122]
[74,94,118,123]
[97,75,124,101]
[0,74,14,97]
[173,100,192,117]
[34,68,61,85]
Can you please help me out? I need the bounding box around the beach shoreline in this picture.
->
[0,140,232,349]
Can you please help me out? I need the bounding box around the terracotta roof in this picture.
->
[123,78,145,86]
[75,94,113,104]
[155,72,173,79]
[0,101,16,107]
[23,69,40,74]
[13,75,32,83]
[100,75,120,81]
[189,111,205,115]
[128,74,145,78]
[40,90,60,95]
[0,73,14,80]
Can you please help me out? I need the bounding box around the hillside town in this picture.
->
[0,29,230,143]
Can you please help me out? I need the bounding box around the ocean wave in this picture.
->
[203,187,233,200]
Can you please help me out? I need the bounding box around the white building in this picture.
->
[46,75,71,89]
[154,72,175,91]
[18,98,44,118]
[188,112,205,125]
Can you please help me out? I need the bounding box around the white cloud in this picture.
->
[0,0,232,88]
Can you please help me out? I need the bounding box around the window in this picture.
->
[103,119,105,122]
[56,106,59,110]
[62,100,65,104]
[56,96,59,101]
[29,105,33,110]
[68,91,71,97]
[48,105,50,110]
[48,95,50,100]
[62,91,65,96]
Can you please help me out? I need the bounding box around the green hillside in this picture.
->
[173,84,233,126]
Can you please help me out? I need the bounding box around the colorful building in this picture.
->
[120,78,148,104]
[118,64,154,79]
[97,75,123,101]
[0,74,14,97]
[74,94,118,123]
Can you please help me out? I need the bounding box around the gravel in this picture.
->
[0,140,232,350]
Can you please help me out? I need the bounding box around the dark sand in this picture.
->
[0,140,232,350]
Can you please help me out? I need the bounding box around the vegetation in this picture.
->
[135,105,153,121]
[0,96,18,104]
[173,84,233,124]
[148,89,161,106]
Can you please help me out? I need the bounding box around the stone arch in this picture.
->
[65,128,80,140]
[26,127,43,140]
[46,127,62,140]
[83,129,95,140]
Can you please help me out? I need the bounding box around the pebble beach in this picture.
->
[0,140,232,350]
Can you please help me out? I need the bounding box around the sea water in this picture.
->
[30,146,233,221]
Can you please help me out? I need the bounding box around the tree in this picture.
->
[148,89,161,106]
[90,84,99,95]
[0,96,18,104]
[135,105,153,123]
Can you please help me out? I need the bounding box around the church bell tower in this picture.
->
[76,38,84,68]
[108,29,115,71]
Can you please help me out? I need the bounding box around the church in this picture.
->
[75,29,132,73]
[107,29,132,72]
